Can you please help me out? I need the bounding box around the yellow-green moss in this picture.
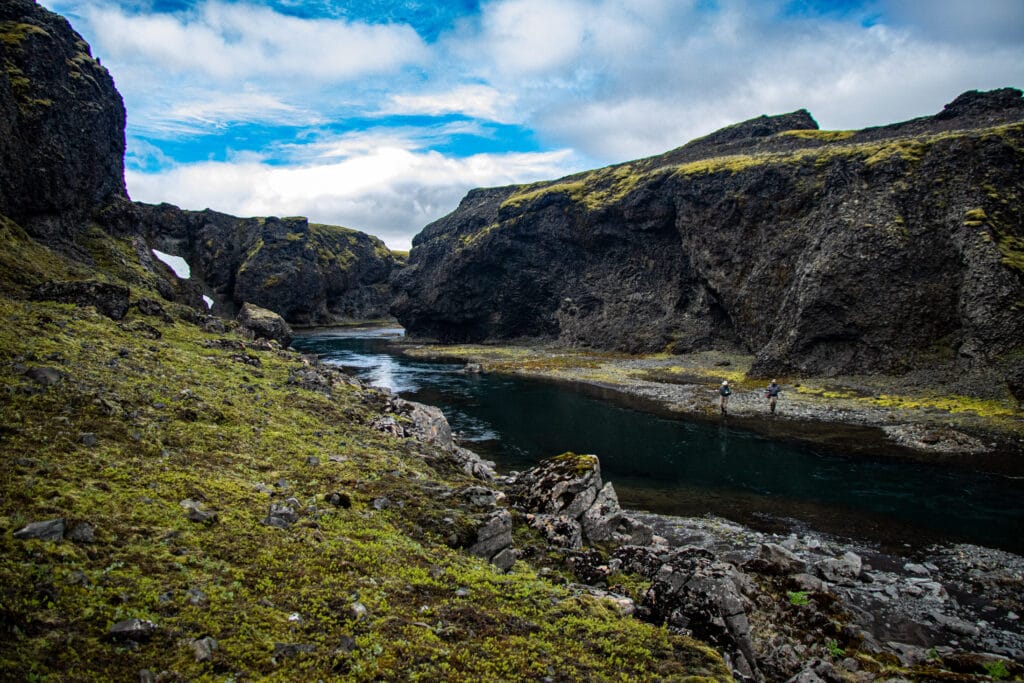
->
[997,235,1024,272]
[777,129,856,142]
[0,21,49,46]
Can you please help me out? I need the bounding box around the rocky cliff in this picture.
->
[0,0,127,250]
[135,202,401,324]
[0,0,398,325]
[394,90,1024,379]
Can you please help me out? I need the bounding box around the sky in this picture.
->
[44,0,1024,251]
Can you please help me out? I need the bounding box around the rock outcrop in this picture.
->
[394,89,1024,379]
[507,453,653,547]
[0,0,127,248]
[0,1,399,325]
[135,203,401,324]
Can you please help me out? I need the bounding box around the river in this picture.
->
[292,327,1024,554]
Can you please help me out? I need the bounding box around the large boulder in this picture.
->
[236,302,293,346]
[507,453,653,546]
[642,547,761,682]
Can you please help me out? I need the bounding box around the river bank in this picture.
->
[291,327,1024,679]
[395,341,1024,474]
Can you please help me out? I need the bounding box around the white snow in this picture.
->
[151,249,190,279]
[202,295,214,309]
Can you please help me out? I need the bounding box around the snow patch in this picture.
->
[151,249,190,279]
[202,295,214,309]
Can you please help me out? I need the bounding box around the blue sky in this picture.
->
[45,0,1024,250]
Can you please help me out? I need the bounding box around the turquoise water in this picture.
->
[293,328,1024,553]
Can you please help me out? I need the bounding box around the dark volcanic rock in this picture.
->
[237,302,293,347]
[394,89,1024,378]
[135,204,401,324]
[32,280,130,319]
[0,0,127,247]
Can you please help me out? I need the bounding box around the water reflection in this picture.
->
[293,329,1024,553]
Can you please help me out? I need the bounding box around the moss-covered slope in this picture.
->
[0,219,730,681]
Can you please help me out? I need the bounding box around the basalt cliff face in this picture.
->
[135,203,401,324]
[0,0,397,325]
[394,91,1024,379]
[0,0,128,249]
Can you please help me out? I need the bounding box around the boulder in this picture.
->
[236,302,293,346]
[814,551,863,585]
[642,548,760,681]
[527,514,583,550]
[12,518,65,542]
[745,542,808,575]
[467,509,515,570]
[507,453,603,518]
[508,453,652,546]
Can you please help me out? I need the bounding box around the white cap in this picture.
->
[722,380,728,385]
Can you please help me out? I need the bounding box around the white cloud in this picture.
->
[126,146,580,251]
[379,85,514,123]
[81,1,428,82]
[444,0,1024,160]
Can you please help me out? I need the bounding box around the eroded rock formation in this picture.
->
[394,90,1024,380]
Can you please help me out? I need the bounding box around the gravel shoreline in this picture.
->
[397,341,1024,472]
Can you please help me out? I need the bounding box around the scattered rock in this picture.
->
[349,602,368,621]
[13,518,66,542]
[190,636,217,662]
[746,542,808,575]
[272,642,316,660]
[187,508,218,524]
[814,551,863,585]
[467,509,515,570]
[81,432,98,447]
[325,491,352,508]
[67,522,95,543]
[25,366,63,386]
[262,503,299,528]
[108,618,157,642]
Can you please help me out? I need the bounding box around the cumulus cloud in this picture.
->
[80,1,428,81]
[441,0,1024,159]
[126,145,579,250]
[46,0,1024,247]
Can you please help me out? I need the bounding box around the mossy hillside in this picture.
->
[0,292,730,680]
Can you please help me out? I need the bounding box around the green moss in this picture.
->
[777,129,855,142]
[997,234,1024,272]
[964,207,988,227]
[0,254,731,680]
[0,21,49,46]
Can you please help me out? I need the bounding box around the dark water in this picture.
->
[293,328,1024,554]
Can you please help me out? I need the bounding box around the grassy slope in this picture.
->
[0,222,730,681]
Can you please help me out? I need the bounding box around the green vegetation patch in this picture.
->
[0,259,729,680]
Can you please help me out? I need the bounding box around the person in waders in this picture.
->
[719,380,732,415]
[766,379,781,414]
